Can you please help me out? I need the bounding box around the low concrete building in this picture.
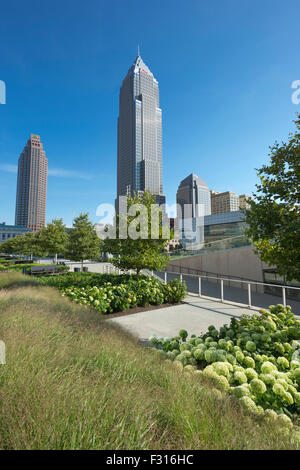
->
[0,222,31,243]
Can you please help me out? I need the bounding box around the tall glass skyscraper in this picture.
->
[15,134,47,232]
[116,54,165,210]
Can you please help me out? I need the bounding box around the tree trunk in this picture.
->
[54,253,57,264]
[81,260,84,271]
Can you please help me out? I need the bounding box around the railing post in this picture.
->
[248,283,251,308]
[198,276,201,297]
[221,279,224,302]
[180,273,183,284]
[282,286,286,307]
[164,272,167,284]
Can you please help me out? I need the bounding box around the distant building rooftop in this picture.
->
[204,210,245,226]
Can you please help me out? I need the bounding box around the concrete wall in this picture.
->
[168,245,273,283]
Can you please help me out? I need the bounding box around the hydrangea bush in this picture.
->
[39,273,187,314]
[150,304,300,426]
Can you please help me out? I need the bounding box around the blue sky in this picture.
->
[0,0,299,226]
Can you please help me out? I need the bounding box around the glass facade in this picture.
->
[204,221,246,242]
[116,55,165,209]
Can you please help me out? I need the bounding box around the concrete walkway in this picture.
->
[109,295,257,342]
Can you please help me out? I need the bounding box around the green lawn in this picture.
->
[0,272,298,449]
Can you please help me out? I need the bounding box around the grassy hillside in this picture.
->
[0,273,298,449]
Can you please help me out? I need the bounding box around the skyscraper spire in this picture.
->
[137,44,140,57]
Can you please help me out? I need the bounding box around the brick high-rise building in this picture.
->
[15,134,48,231]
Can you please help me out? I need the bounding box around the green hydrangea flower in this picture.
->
[234,371,248,385]
[204,349,218,363]
[244,356,255,368]
[193,348,205,361]
[235,351,245,363]
[218,339,227,348]
[212,362,230,378]
[184,365,195,373]
[273,342,285,355]
[231,385,250,398]
[245,368,258,381]
[277,356,289,369]
[264,409,278,422]
[250,378,267,395]
[181,350,192,358]
[260,373,276,386]
[173,360,183,371]
[239,396,257,412]
[261,361,277,374]
[277,414,293,428]
[245,341,256,352]
[272,382,286,397]
[195,338,203,346]
[282,391,294,405]
[179,329,188,340]
[166,351,176,361]
[213,374,230,391]
[226,354,237,365]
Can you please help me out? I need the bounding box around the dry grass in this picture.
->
[0,273,298,450]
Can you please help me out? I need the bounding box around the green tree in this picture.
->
[38,219,68,263]
[0,232,45,259]
[0,237,16,255]
[103,191,172,274]
[245,114,300,281]
[65,213,102,270]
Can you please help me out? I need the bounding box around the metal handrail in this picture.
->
[153,269,300,309]
[161,269,300,290]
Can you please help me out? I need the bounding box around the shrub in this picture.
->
[150,304,300,422]
[38,272,186,314]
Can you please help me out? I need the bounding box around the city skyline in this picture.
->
[0,0,299,226]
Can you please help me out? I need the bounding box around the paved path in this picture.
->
[109,295,257,342]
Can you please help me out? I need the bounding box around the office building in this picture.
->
[239,194,251,210]
[176,174,211,248]
[0,222,31,243]
[210,190,239,214]
[15,134,47,232]
[116,53,165,211]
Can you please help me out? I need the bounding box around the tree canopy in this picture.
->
[245,114,300,282]
[65,213,102,269]
[103,191,171,274]
[38,218,68,263]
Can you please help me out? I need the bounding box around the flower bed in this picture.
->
[37,272,187,314]
[150,304,300,426]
